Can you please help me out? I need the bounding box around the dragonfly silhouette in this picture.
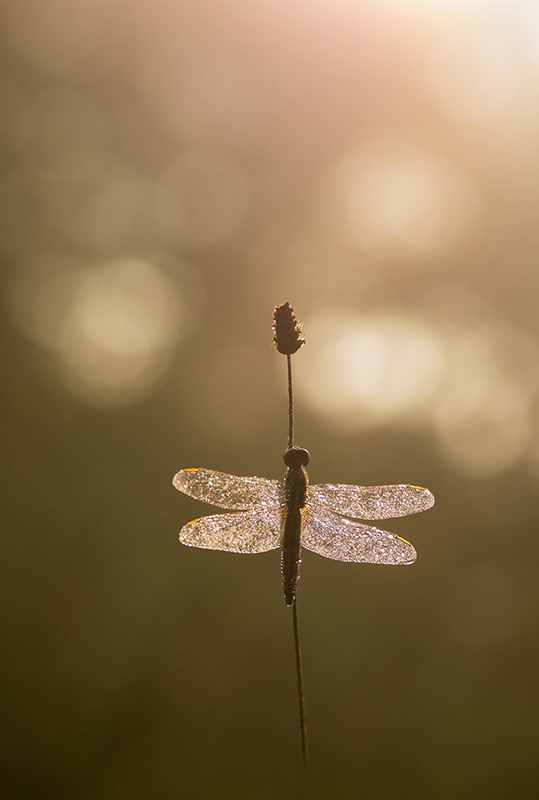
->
[173,446,435,606]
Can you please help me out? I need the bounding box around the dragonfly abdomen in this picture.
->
[281,448,310,606]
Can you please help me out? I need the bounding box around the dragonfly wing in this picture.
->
[173,468,282,510]
[307,483,434,520]
[301,504,416,564]
[179,505,282,554]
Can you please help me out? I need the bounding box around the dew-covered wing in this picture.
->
[301,504,416,564]
[307,483,434,520]
[173,468,282,510]
[179,505,282,553]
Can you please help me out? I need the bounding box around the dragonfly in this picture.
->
[173,446,435,606]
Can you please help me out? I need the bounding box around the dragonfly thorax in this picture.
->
[283,447,310,467]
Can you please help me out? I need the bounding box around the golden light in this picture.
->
[295,306,539,477]
[46,156,156,253]
[426,23,530,122]
[434,324,535,476]
[436,378,530,477]
[295,308,445,430]
[9,255,194,406]
[317,142,482,262]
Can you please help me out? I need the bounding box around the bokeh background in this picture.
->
[3,0,539,797]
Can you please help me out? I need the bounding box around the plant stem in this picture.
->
[287,354,294,449]
[292,598,307,765]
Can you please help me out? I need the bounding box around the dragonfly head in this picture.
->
[283,447,310,467]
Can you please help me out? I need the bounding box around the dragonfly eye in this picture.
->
[283,447,310,467]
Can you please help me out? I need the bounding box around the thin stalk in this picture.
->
[287,353,294,449]
[292,599,307,765]
[287,351,307,762]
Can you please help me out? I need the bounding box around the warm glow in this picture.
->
[296,308,445,429]
[434,324,536,476]
[44,156,156,253]
[317,143,482,262]
[9,255,193,406]
[4,0,539,480]
[295,307,539,476]
[426,24,530,122]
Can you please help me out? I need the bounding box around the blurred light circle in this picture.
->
[435,326,533,477]
[426,26,528,122]
[295,308,445,429]
[317,143,482,261]
[437,381,529,477]
[46,158,156,252]
[9,255,193,406]
[293,305,537,477]
[519,6,539,72]
[156,150,249,247]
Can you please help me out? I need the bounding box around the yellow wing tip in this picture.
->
[395,535,417,564]
[179,518,203,542]
[396,534,413,547]
[172,468,199,487]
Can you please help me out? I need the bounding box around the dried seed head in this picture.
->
[272,302,306,355]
